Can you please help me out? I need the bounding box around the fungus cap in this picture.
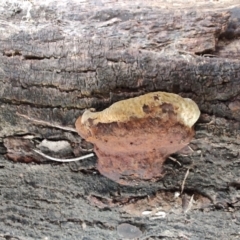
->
[76,92,200,185]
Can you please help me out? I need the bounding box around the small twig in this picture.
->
[187,146,194,152]
[17,112,77,133]
[168,156,181,166]
[33,149,94,162]
[177,49,196,57]
[206,116,216,125]
[184,194,194,214]
[181,168,190,194]
[202,54,217,58]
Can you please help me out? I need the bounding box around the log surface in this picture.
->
[0,0,240,239]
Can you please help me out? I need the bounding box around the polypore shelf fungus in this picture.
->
[75,92,200,185]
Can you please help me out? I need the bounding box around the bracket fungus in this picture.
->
[75,92,200,185]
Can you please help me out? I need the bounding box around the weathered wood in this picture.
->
[0,0,240,239]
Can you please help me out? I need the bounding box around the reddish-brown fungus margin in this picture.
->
[75,92,200,185]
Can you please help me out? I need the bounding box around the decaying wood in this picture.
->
[0,0,240,239]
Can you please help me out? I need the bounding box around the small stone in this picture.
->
[117,223,142,239]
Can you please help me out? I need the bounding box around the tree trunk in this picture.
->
[0,0,240,239]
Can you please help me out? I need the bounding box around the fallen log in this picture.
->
[0,0,240,239]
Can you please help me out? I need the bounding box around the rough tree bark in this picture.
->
[0,0,240,239]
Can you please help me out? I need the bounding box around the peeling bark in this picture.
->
[0,0,240,239]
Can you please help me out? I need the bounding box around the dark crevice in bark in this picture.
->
[23,55,46,60]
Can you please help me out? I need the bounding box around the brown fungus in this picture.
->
[75,92,200,185]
